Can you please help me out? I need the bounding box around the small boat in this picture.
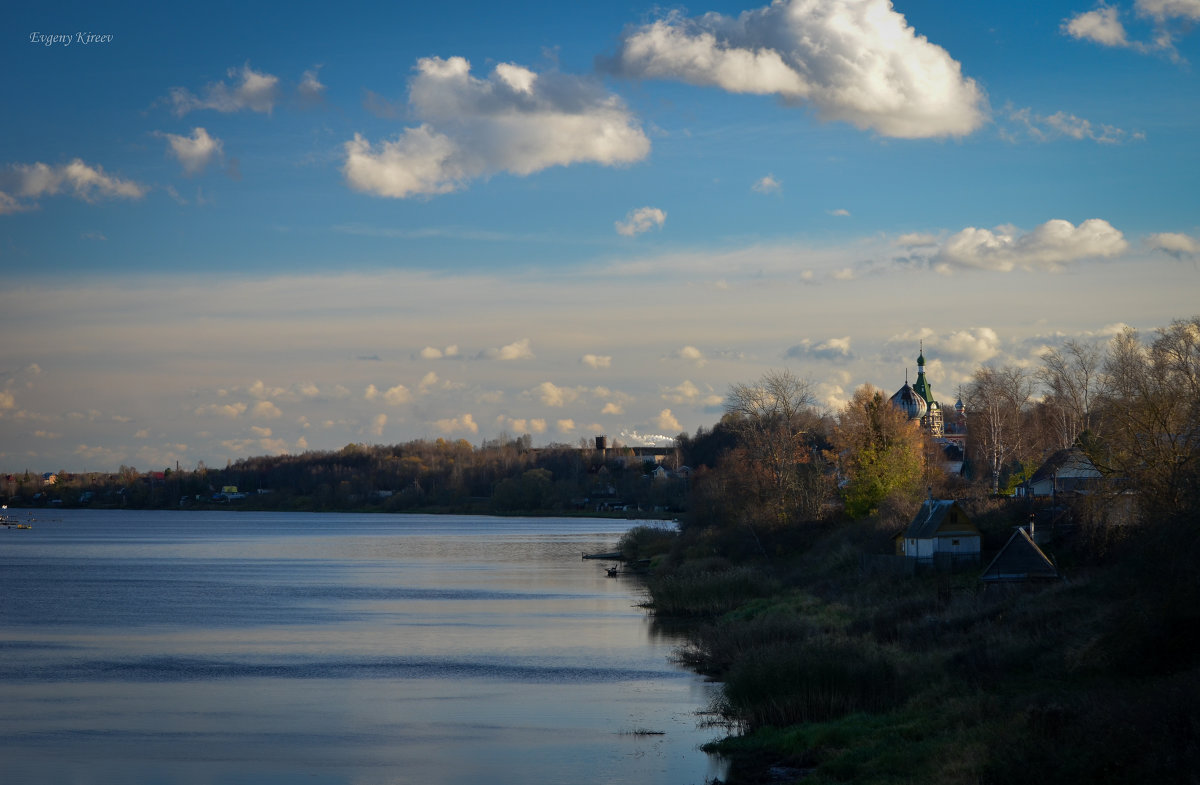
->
[605,566,620,577]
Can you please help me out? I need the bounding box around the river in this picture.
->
[0,509,727,784]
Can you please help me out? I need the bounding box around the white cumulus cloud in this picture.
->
[615,206,666,236]
[934,218,1128,273]
[343,56,649,198]
[609,0,986,138]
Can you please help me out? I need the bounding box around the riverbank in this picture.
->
[629,507,1200,784]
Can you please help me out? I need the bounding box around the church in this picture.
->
[890,344,967,470]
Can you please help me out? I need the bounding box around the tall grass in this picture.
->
[709,637,902,731]
[644,564,780,616]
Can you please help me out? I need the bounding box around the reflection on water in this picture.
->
[0,510,726,785]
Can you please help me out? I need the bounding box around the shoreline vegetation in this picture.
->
[621,502,1199,785]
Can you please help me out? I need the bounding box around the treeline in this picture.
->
[11,437,689,516]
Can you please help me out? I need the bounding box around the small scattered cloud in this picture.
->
[298,66,326,104]
[828,208,851,217]
[343,57,649,199]
[667,345,707,367]
[1,159,147,212]
[581,353,612,369]
[368,413,388,437]
[556,419,576,433]
[161,127,223,175]
[420,344,459,359]
[481,338,534,361]
[433,412,478,434]
[169,63,281,116]
[661,380,724,406]
[497,416,547,434]
[615,206,666,236]
[1147,231,1200,259]
[1063,0,1200,60]
[1003,106,1143,144]
[752,174,781,194]
[601,401,624,415]
[195,402,247,418]
[1063,4,1130,47]
[606,0,986,139]
[785,336,855,362]
[251,400,283,419]
[532,381,581,408]
[383,384,412,405]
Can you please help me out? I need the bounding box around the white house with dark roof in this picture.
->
[897,499,981,565]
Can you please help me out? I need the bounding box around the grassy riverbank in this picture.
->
[623,503,1200,784]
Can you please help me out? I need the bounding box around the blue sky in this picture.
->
[2,0,1198,473]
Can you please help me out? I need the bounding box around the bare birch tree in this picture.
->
[1038,339,1104,449]
[965,365,1033,494]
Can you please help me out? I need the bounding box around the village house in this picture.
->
[980,527,1060,588]
[1016,446,1103,498]
[896,499,981,568]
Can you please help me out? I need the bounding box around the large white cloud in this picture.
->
[1,159,147,210]
[609,0,986,138]
[934,218,1128,272]
[344,57,650,198]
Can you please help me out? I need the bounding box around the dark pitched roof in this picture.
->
[1029,447,1100,484]
[981,528,1059,583]
[905,500,976,539]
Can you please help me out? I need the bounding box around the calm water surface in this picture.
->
[0,510,727,784]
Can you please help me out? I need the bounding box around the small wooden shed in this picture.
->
[897,499,981,566]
